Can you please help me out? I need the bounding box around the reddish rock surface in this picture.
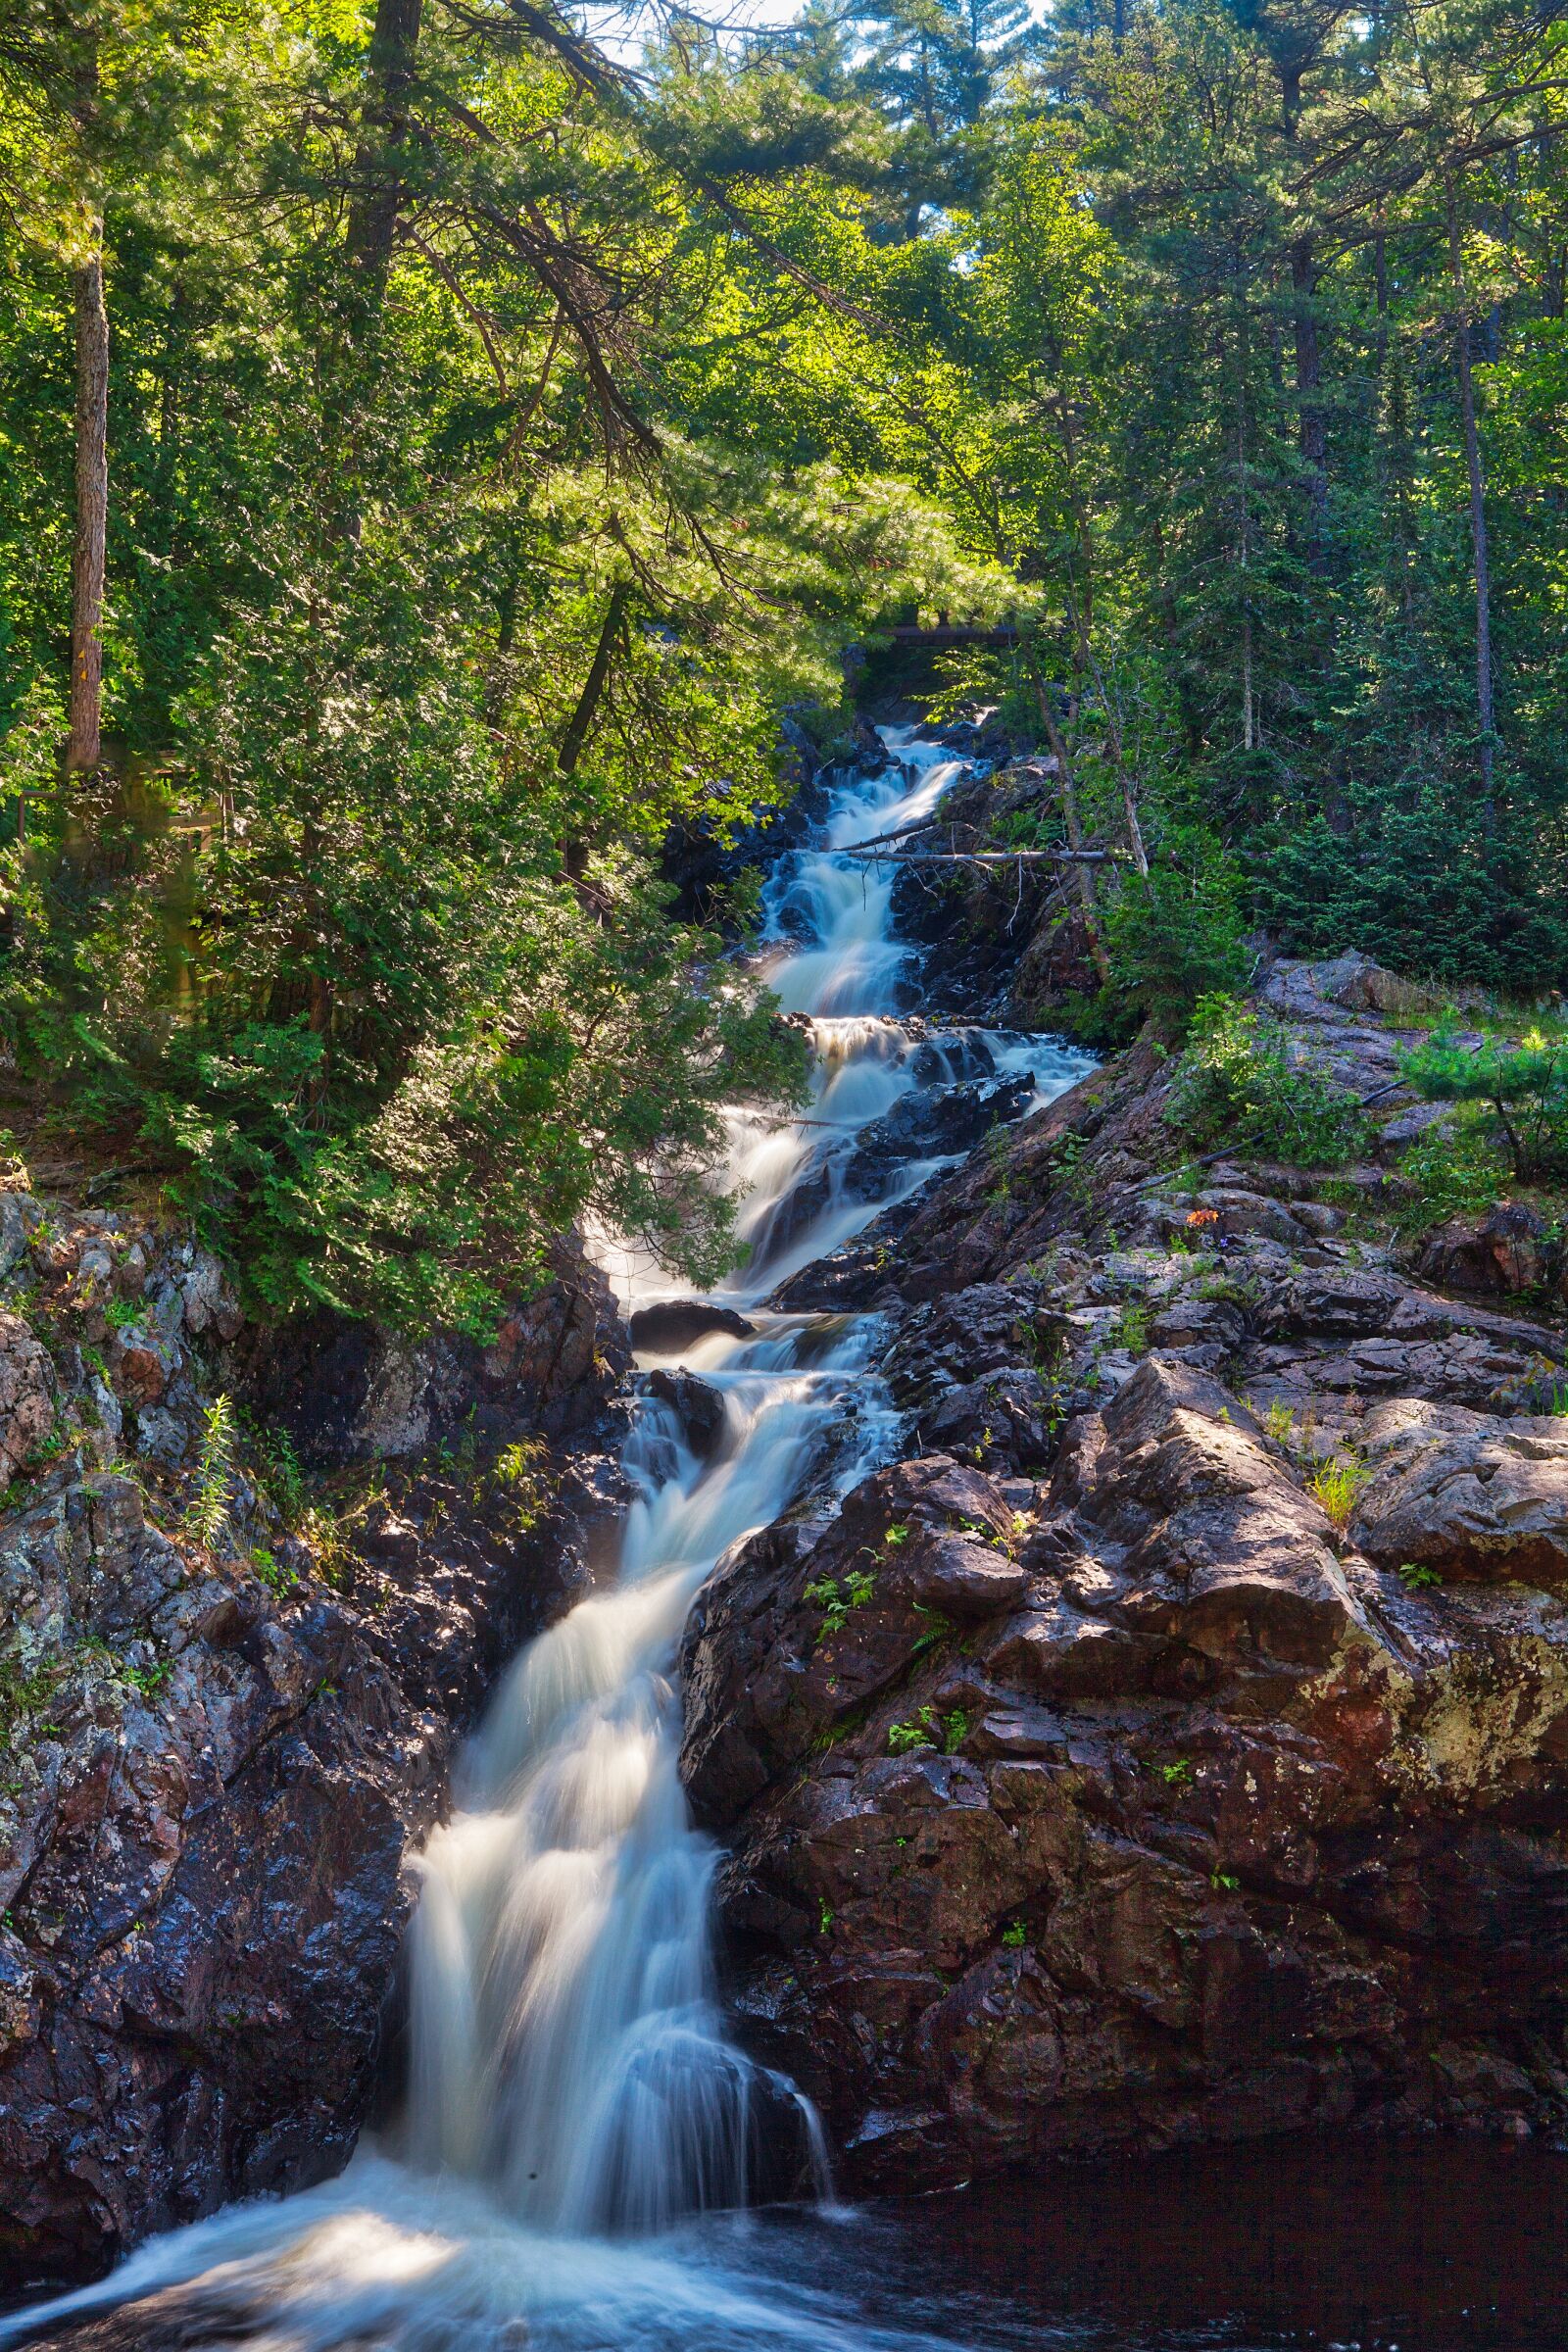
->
[0,1209,627,2287]
[683,959,1568,2189]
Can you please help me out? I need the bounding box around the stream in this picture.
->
[5,735,1558,2352]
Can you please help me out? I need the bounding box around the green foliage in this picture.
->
[491,1437,549,1531]
[1167,996,1373,1168]
[253,1426,307,1529]
[1397,1562,1444,1592]
[3,0,1568,1335]
[1308,1453,1372,1533]
[887,1703,968,1754]
[0,1649,60,1752]
[121,1656,173,1699]
[1001,1918,1027,1948]
[186,1394,235,1551]
[1250,806,1568,1001]
[249,1545,298,1597]
[805,1567,876,1638]
[1100,837,1251,1038]
[1111,1300,1150,1354]
[1398,1022,1568,1183]
[0,0,1001,1339]
[1263,1399,1296,1448]
[1394,1119,1510,1236]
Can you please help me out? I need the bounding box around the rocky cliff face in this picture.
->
[0,1207,627,2286]
[682,953,1568,2186]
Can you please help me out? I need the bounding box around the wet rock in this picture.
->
[0,1194,33,1280]
[179,1250,243,1340]
[844,1074,1034,1193]
[909,1029,996,1086]
[681,1454,1019,1826]
[628,1299,756,1351]
[669,927,1568,2193]
[888,1282,1068,1404]
[1192,1189,1316,1249]
[111,1337,172,1409]
[916,1374,1063,1475]
[130,1404,188,1467]
[239,1237,627,1464]
[646,1368,727,1460]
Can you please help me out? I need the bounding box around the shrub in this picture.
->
[1393,1118,1509,1236]
[1100,831,1250,1038]
[1398,1020,1568,1184]
[1167,995,1372,1166]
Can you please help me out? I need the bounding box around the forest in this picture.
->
[2,0,1566,1332]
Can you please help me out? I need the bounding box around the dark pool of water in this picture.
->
[719,2134,1568,2352]
[11,2134,1565,2351]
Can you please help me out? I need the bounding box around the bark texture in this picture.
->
[66,251,109,775]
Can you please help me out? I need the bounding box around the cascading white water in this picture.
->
[398,1337,892,2240]
[4,729,1091,2352]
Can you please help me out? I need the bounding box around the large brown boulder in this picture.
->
[686,1352,1568,2188]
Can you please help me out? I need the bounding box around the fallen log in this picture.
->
[839,847,1125,866]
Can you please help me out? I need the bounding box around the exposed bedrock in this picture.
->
[0,1224,629,2288]
[684,1356,1568,2184]
[683,950,1568,2187]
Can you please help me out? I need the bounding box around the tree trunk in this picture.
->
[1290,237,1328,569]
[557,584,627,892]
[1446,171,1496,828]
[559,584,627,781]
[1032,675,1110,984]
[66,248,109,774]
[345,0,426,309]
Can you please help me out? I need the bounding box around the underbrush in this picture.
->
[1392,1118,1511,1236]
[1165,994,1372,1167]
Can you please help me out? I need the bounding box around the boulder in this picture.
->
[1053,1356,1365,1673]
[628,1299,756,1352]
[645,1367,727,1460]
[1415,1202,1553,1296]
[844,1074,1034,1193]
[1351,1398,1568,1584]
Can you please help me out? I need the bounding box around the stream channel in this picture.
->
[6,735,1564,2352]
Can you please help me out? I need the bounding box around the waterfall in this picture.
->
[4,730,1090,2352]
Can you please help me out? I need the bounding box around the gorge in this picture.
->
[7,727,1568,2352]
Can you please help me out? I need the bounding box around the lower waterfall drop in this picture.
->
[2,729,1091,2352]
